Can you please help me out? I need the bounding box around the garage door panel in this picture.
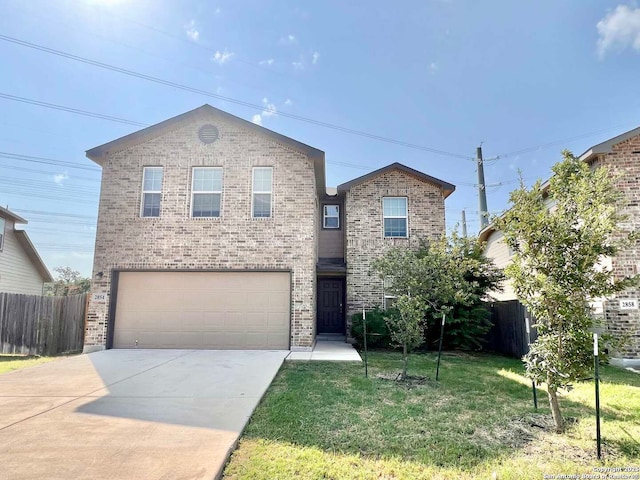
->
[268,312,289,328]
[114,272,290,349]
[246,313,267,328]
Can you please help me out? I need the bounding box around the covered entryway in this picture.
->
[316,277,345,334]
[112,271,290,349]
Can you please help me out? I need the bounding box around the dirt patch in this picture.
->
[475,414,564,450]
[375,373,439,389]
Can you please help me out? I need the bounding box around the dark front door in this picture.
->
[317,278,345,334]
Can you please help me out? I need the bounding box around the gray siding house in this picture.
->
[481,126,640,365]
[84,105,454,352]
[0,206,53,295]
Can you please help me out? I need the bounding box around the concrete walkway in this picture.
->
[287,340,362,362]
[0,349,288,480]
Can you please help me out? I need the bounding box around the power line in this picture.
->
[12,209,96,219]
[81,2,292,79]
[488,122,640,161]
[0,151,100,172]
[0,164,100,182]
[0,93,147,128]
[0,34,472,160]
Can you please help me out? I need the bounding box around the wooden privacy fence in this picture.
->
[0,292,87,355]
[484,300,538,358]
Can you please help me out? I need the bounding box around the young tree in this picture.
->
[49,266,91,296]
[384,294,425,379]
[496,151,638,433]
[432,233,504,350]
[372,234,503,376]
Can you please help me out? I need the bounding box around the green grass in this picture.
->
[224,351,640,479]
[0,355,57,374]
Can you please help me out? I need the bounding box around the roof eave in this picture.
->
[86,104,325,167]
[0,206,28,224]
[337,162,456,198]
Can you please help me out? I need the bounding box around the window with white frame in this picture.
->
[252,167,273,218]
[0,217,5,251]
[141,167,163,218]
[191,167,223,217]
[323,205,339,229]
[383,197,408,237]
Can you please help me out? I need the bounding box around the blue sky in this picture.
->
[1,0,640,277]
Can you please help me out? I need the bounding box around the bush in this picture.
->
[350,307,394,349]
[423,304,492,351]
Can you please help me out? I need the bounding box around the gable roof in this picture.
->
[0,205,27,224]
[86,104,327,197]
[13,230,54,283]
[579,125,640,162]
[479,125,640,243]
[337,162,456,198]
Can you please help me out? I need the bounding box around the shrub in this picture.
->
[350,307,393,349]
[423,304,493,351]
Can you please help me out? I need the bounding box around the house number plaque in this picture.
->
[619,299,638,310]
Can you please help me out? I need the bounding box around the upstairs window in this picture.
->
[0,217,5,251]
[141,167,163,218]
[323,205,340,229]
[383,197,408,238]
[192,167,223,217]
[252,167,273,218]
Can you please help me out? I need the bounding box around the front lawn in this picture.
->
[224,352,640,480]
[0,355,56,374]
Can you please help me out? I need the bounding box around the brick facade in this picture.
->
[344,170,447,321]
[597,135,640,360]
[85,110,318,351]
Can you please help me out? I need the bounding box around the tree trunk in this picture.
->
[547,374,564,433]
[402,342,408,379]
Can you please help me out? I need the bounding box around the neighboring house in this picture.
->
[0,206,53,295]
[480,126,640,365]
[84,105,454,352]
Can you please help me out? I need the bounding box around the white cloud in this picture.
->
[215,7,221,15]
[284,98,293,106]
[279,34,297,45]
[252,98,284,126]
[261,98,278,117]
[212,50,235,65]
[54,172,69,184]
[292,61,304,71]
[596,4,640,58]
[429,62,439,74]
[185,20,199,42]
[312,51,320,64]
[259,59,275,66]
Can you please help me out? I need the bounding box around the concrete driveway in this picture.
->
[0,349,288,480]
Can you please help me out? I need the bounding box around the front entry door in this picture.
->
[317,278,345,334]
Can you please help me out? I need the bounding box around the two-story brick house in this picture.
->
[481,126,640,365]
[84,105,454,352]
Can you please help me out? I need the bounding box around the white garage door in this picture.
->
[113,271,290,349]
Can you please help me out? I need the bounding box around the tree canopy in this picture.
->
[371,233,504,377]
[496,150,639,432]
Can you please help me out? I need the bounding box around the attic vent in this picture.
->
[198,124,219,144]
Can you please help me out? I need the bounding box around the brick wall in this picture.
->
[598,136,640,360]
[344,170,446,325]
[86,111,318,351]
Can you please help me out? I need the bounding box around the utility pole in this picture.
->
[461,210,467,237]
[477,146,489,229]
